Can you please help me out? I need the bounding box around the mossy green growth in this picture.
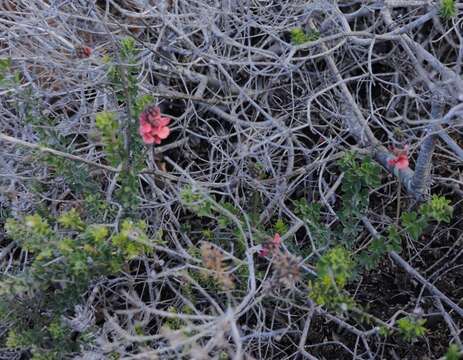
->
[274,218,288,235]
[290,28,320,45]
[440,0,456,19]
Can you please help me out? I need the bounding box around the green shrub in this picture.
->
[1,210,152,356]
[445,344,461,360]
[309,246,355,311]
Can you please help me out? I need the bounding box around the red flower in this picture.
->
[139,106,171,145]
[388,145,409,170]
[82,47,92,57]
[259,233,282,257]
[76,46,92,58]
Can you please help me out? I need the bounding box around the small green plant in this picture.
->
[274,218,288,234]
[180,186,215,218]
[290,28,320,45]
[396,316,427,342]
[95,111,142,209]
[420,195,453,223]
[440,0,456,19]
[2,210,151,356]
[337,152,381,244]
[396,195,452,243]
[309,247,355,311]
[400,211,427,240]
[95,112,125,167]
[99,38,159,210]
[58,208,85,230]
[294,200,330,250]
[445,344,461,360]
[0,58,20,88]
[358,195,453,270]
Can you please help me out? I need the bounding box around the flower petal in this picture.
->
[140,122,152,134]
[153,135,162,145]
[387,158,397,166]
[158,117,171,127]
[139,112,147,123]
[142,133,155,144]
[155,126,170,139]
[259,248,269,257]
[273,233,281,247]
[396,156,409,169]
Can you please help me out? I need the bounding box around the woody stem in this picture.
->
[410,95,443,200]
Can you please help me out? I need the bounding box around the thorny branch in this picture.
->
[1,0,462,359]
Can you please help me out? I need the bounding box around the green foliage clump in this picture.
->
[107,37,139,101]
[0,57,20,88]
[95,110,141,209]
[274,218,288,234]
[95,112,125,166]
[445,344,461,360]
[358,225,401,270]
[338,152,381,243]
[112,219,151,259]
[440,0,456,19]
[180,186,215,218]
[396,317,427,342]
[400,211,427,241]
[2,210,151,356]
[309,247,355,311]
[58,208,85,230]
[294,200,330,249]
[420,195,453,223]
[290,28,320,45]
[359,195,453,270]
[398,195,452,242]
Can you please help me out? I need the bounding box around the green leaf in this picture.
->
[401,211,427,240]
[0,58,12,72]
[58,209,85,231]
[274,218,288,234]
[420,195,453,223]
[386,224,402,253]
[369,236,387,255]
[290,28,320,45]
[397,317,427,342]
[445,344,461,360]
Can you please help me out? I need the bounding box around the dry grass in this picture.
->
[1,1,462,359]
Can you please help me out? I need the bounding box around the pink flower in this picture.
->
[259,233,282,257]
[388,145,409,170]
[272,233,281,247]
[139,106,171,145]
